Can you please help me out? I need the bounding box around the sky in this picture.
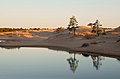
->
[0,0,120,28]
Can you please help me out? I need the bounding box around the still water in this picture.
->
[0,47,120,79]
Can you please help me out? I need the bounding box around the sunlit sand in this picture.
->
[0,26,120,57]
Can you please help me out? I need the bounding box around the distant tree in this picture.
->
[67,16,79,36]
[88,23,94,32]
[55,27,64,33]
[94,19,102,36]
[20,28,23,30]
[88,19,102,36]
[88,23,93,28]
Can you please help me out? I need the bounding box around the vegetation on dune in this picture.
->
[88,19,103,36]
[0,28,51,32]
[0,16,118,37]
[0,28,26,32]
[55,27,65,33]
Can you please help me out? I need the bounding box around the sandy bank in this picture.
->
[0,28,120,58]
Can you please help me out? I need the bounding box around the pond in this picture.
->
[0,47,120,79]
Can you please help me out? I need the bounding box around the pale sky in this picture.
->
[0,0,120,28]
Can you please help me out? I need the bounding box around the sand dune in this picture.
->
[0,27,120,58]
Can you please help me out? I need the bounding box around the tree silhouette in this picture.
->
[94,19,103,36]
[88,19,102,36]
[68,16,79,36]
[88,23,94,32]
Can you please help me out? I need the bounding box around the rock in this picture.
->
[81,43,89,47]
[117,39,120,42]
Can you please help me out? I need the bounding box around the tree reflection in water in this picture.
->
[0,46,117,71]
[91,55,104,70]
[67,52,79,73]
[67,52,105,73]
[82,53,104,70]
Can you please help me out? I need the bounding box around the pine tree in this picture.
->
[68,16,78,36]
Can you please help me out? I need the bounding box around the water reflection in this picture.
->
[0,46,107,71]
[81,53,104,70]
[67,52,79,73]
[67,52,105,72]
[91,55,104,70]
[1,46,20,49]
[0,47,120,79]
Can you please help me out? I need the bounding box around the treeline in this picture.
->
[0,28,25,32]
[0,28,50,32]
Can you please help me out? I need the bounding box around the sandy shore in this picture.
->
[0,27,120,58]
